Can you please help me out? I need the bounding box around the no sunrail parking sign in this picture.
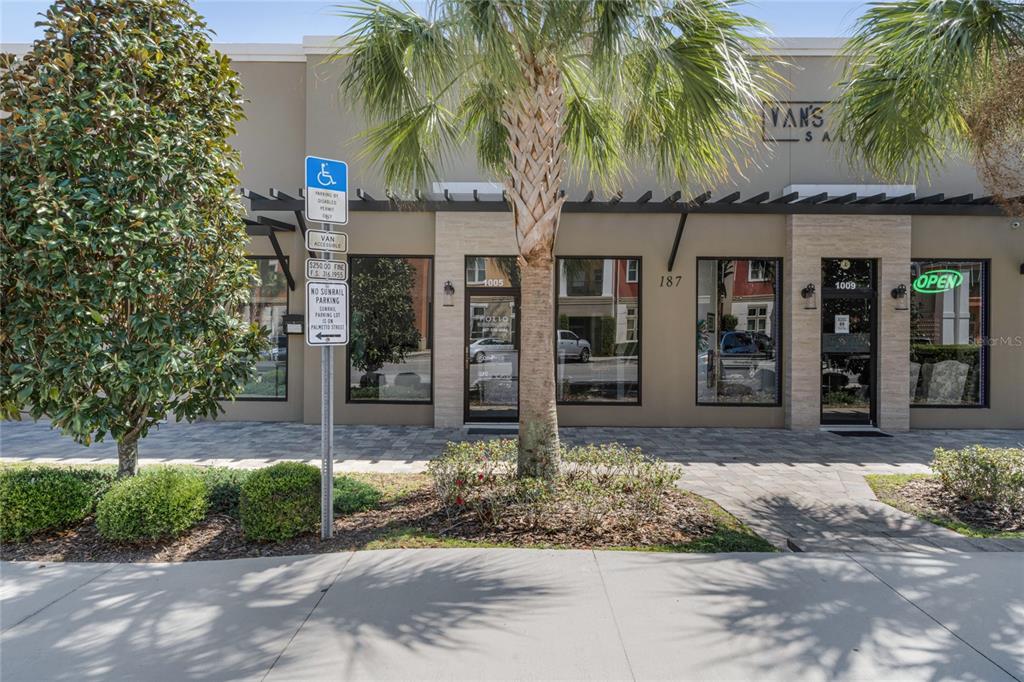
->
[305,281,349,346]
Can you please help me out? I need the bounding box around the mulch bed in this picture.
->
[0,486,729,563]
[891,478,1023,533]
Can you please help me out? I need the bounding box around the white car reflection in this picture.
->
[468,337,515,364]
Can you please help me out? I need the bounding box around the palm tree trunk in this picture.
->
[518,259,560,478]
[502,57,566,479]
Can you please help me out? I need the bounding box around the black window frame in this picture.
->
[555,256,642,406]
[345,254,435,405]
[695,256,783,408]
[236,255,289,402]
[909,258,990,409]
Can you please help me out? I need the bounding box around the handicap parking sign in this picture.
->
[305,156,348,224]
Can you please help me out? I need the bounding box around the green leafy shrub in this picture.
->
[196,467,251,517]
[240,462,320,541]
[0,466,96,541]
[427,440,676,529]
[933,446,1024,512]
[333,476,383,514]
[96,468,208,541]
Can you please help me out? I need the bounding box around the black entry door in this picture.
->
[820,259,877,425]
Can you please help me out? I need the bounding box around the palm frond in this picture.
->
[835,0,1024,180]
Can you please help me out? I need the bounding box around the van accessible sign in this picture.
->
[305,156,348,224]
[306,281,349,346]
[913,269,963,294]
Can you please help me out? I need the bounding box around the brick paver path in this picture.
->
[3,420,1021,553]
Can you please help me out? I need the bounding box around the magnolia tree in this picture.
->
[335,0,779,478]
[0,0,265,476]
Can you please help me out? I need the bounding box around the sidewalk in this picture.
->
[2,549,1021,681]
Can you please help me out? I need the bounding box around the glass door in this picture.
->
[466,293,519,421]
[821,259,877,425]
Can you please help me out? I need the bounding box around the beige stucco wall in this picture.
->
[785,215,911,430]
[909,216,1024,429]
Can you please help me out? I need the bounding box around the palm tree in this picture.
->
[835,0,1024,211]
[334,0,779,478]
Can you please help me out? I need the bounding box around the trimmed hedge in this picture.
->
[933,445,1024,512]
[0,466,98,541]
[197,467,251,518]
[333,476,382,515]
[240,462,320,541]
[96,468,208,541]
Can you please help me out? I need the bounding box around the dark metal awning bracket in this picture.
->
[667,213,688,272]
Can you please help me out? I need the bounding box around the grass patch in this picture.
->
[866,473,1024,539]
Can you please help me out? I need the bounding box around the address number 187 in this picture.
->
[659,275,683,288]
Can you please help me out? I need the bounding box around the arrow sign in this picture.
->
[306,281,348,347]
[305,156,348,225]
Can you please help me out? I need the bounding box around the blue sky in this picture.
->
[1,0,871,44]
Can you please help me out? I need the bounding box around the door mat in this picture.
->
[466,427,519,435]
[828,430,893,437]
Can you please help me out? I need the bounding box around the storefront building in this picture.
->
[219,37,1022,431]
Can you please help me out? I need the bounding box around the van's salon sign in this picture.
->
[762,101,834,142]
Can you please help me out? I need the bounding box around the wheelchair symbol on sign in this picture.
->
[316,163,337,187]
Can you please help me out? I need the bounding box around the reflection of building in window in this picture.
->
[748,259,769,282]
[910,260,985,406]
[348,256,432,402]
[239,257,288,399]
[466,257,486,284]
[556,258,640,403]
[696,258,780,405]
[747,305,768,332]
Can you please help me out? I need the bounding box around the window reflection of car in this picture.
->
[556,329,591,362]
[468,337,514,364]
[718,331,773,372]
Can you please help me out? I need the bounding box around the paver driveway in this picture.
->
[2,420,1021,552]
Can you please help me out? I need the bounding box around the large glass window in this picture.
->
[348,256,433,402]
[910,260,987,406]
[556,257,640,403]
[239,257,288,399]
[697,258,780,405]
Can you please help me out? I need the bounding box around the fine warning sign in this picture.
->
[306,281,349,346]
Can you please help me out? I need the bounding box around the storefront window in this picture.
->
[239,257,288,399]
[348,256,433,402]
[556,257,640,403]
[697,258,780,404]
[910,260,986,406]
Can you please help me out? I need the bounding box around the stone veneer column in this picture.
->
[434,212,517,427]
[785,215,911,431]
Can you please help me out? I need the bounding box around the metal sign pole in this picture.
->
[320,227,334,540]
[304,155,348,542]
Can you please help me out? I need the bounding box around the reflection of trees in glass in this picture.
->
[350,258,422,385]
[493,256,521,287]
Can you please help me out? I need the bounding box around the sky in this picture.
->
[1,0,872,45]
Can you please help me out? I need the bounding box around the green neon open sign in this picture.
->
[913,269,963,294]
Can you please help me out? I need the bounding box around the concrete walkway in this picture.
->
[3,420,1022,553]
[2,550,1022,681]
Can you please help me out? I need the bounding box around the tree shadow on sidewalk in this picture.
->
[0,551,556,680]
[630,551,1024,680]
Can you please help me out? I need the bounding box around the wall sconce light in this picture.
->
[891,283,909,310]
[442,280,456,307]
[801,283,817,310]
